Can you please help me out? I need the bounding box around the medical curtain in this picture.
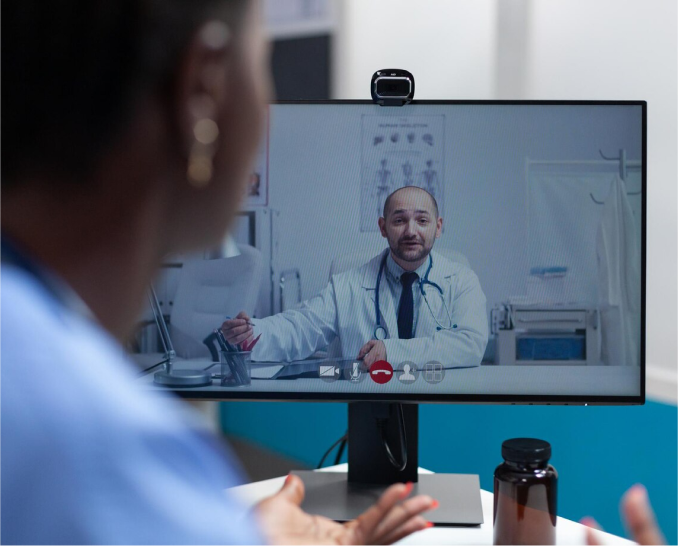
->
[528,170,641,366]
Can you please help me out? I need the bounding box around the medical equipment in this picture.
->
[491,302,599,366]
[527,267,568,302]
[373,252,457,340]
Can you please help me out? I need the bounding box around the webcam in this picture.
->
[371,69,415,106]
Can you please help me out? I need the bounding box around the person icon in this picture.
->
[398,362,417,383]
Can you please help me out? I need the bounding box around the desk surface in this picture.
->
[227,465,632,546]
[134,355,640,400]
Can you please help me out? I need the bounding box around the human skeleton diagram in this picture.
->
[361,115,445,232]
[420,159,440,199]
[374,159,395,217]
[402,161,415,187]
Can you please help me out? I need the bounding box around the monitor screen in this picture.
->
[193,101,645,403]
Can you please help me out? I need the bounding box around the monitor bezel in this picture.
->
[173,99,647,406]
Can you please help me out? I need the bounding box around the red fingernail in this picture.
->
[430,499,440,509]
[284,473,292,484]
[403,482,413,495]
[425,521,434,528]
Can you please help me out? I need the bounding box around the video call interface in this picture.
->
[236,102,644,399]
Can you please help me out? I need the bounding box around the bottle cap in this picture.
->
[502,438,551,464]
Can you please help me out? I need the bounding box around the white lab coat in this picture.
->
[251,250,488,367]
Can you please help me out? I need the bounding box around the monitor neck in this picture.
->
[348,402,419,484]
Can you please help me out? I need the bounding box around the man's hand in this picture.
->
[583,484,665,545]
[220,311,254,347]
[357,340,387,368]
[257,474,437,545]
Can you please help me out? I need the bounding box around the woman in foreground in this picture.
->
[1,0,436,543]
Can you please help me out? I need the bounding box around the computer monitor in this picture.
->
[152,100,646,524]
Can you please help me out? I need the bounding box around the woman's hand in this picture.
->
[256,474,437,545]
[583,484,665,545]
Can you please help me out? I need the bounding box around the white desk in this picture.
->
[135,356,640,398]
[227,465,633,545]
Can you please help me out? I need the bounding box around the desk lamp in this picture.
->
[149,285,212,388]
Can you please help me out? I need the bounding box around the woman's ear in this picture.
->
[173,21,232,161]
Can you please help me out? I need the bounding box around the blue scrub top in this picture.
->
[0,243,262,545]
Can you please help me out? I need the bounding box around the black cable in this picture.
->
[334,436,348,465]
[377,404,408,471]
[317,430,348,469]
[136,358,169,377]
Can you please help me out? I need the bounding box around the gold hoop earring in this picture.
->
[187,118,219,188]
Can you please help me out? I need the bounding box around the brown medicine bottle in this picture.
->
[493,438,558,545]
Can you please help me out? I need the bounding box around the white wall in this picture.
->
[334,0,677,403]
[523,0,677,403]
[333,0,497,99]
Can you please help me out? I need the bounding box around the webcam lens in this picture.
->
[376,79,410,97]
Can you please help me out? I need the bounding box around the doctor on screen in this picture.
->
[222,186,488,368]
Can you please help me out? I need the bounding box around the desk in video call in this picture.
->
[134,355,640,399]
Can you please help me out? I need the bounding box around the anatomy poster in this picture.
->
[360,115,445,232]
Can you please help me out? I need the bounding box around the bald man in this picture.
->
[223,187,488,371]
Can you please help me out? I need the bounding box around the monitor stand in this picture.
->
[293,402,483,526]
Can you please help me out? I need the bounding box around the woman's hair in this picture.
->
[2,0,247,189]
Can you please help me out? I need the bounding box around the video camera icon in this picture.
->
[319,364,341,383]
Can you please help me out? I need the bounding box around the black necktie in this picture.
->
[398,272,419,339]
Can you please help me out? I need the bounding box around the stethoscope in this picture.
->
[373,252,456,340]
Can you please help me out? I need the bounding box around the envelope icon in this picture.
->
[320,365,337,377]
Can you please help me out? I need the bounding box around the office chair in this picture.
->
[170,245,264,359]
